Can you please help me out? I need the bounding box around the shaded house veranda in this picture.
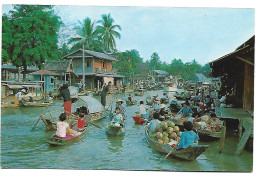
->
[210,35,254,111]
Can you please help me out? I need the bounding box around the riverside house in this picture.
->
[62,49,124,91]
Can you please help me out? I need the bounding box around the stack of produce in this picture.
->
[150,121,182,145]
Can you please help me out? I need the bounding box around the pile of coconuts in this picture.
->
[150,121,182,144]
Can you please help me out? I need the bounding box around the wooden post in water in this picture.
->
[219,121,226,153]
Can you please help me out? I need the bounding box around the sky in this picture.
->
[2,4,255,65]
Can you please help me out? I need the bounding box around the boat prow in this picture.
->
[106,123,125,136]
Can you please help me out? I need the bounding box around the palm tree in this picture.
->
[96,13,121,52]
[68,17,100,51]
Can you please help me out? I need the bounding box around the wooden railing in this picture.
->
[95,68,117,74]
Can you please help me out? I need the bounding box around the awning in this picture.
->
[7,85,25,89]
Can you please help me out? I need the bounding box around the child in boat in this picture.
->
[55,113,78,138]
[128,94,135,103]
[139,101,147,119]
[175,121,199,150]
[116,99,126,115]
[112,107,124,127]
[77,113,85,131]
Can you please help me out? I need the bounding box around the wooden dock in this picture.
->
[215,107,253,155]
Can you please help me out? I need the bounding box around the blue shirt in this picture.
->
[177,106,194,118]
[116,103,126,114]
[176,131,199,150]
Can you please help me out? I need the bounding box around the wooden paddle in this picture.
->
[90,122,102,129]
[163,147,176,160]
[31,116,41,131]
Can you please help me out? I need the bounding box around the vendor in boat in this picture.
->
[116,99,126,115]
[148,115,161,135]
[152,97,160,110]
[175,121,199,151]
[187,113,207,130]
[139,101,147,119]
[159,104,173,120]
[112,107,125,127]
[169,98,181,113]
[161,93,169,104]
[55,113,78,138]
[128,94,135,103]
[100,81,112,109]
[57,84,72,119]
[204,113,222,132]
[177,103,194,118]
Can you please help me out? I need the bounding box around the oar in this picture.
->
[31,116,41,131]
[163,147,175,160]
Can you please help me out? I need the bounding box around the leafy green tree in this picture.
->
[148,52,161,70]
[114,49,143,78]
[3,5,62,80]
[58,43,70,58]
[96,13,121,52]
[69,17,103,52]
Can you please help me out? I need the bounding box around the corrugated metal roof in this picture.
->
[195,73,212,83]
[1,64,39,71]
[153,70,169,75]
[62,49,117,61]
[29,69,59,76]
[45,60,71,73]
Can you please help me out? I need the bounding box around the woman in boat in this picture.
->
[147,116,161,135]
[177,103,194,118]
[112,107,124,127]
[100,81,112,108]
[57,84,72,119]
[205,113,222,132]
[161,93,169,104]
[175,121,199,151]
[169,98,181,113]
[139,101,147,119]
[55,113,78,138]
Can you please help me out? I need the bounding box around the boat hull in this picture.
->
[144,127,208,161]
[106,124,125,136]
[132,116,146,124]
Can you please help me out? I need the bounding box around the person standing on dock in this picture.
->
[57,84,72,119]
[100,81,112,109]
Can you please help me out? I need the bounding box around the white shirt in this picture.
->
[16,92,22,101]
[55,121,69,137]
[139,104,147,115]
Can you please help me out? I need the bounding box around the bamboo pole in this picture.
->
[219,121,226,153]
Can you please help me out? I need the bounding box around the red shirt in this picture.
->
[77,118,85,129]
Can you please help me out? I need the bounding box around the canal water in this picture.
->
[0,90,253,171]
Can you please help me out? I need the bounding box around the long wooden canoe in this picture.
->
[132,116,146,125]
[198,122,224,141]
[1,102,53,108]
[47,118,91,146]
[144,127,208,161]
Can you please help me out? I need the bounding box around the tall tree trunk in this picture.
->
[23,65,27,81]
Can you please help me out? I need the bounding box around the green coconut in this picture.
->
[163,132,169,137]
[168,121,175,128]
[176,136,181,142]
[158,139,164,144]
[163,137,169,143]
[177,131,182,137]
[161,122,168,130]
[169,132,177,139]
[156,132,163,139]
[167,127,174,134]
[158,127,163,133]
[174,126,180,133]
[152,127,158,133]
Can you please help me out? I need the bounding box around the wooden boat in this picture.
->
[1,102,53,108]
[47,118,91,146]
[146,99,152,106]
[106,123,125,136]
[134,89,145,96]
[40,96,107,131]
[126,100,136,106]
[198,122,224,141]
[144,126,208,161]
[132,116,146,125]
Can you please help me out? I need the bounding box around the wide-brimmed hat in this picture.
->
[21,89,26,92]
[160,104,166,108]
[117,99,124,103]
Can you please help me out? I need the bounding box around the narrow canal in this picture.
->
[0,90,253,171]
